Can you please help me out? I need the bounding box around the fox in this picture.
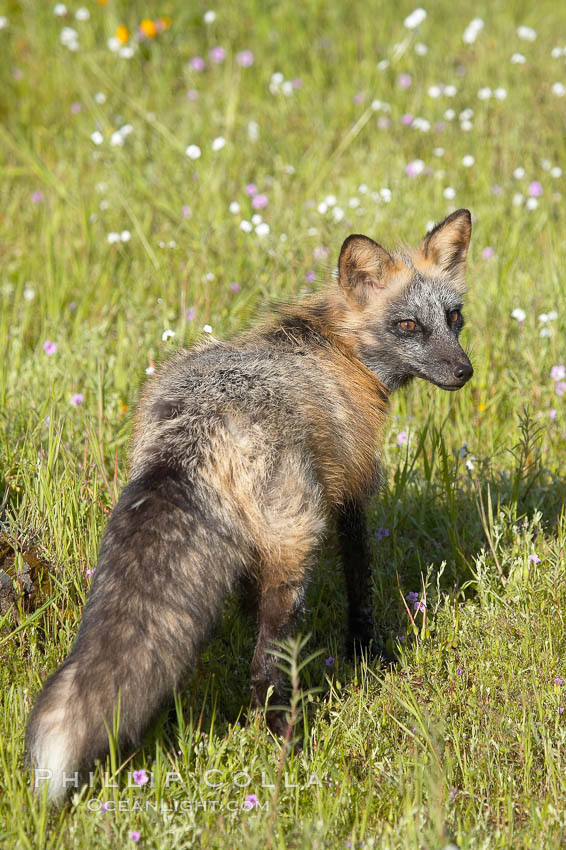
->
[26,209,473,801]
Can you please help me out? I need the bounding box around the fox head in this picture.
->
[337,209,473,392]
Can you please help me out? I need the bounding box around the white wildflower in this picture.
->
[404,8,427,29]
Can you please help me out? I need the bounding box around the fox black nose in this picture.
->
[454,363,473,381]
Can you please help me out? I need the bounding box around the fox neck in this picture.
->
[281,290,399,394]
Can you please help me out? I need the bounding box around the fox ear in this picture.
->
[338,234,396,305]
[421,209,471,282]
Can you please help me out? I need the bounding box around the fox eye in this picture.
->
[448,309,461,324]
[399,319,416,332]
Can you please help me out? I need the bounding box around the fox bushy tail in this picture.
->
[26,465,246,801]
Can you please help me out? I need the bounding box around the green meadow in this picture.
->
[1,0,566,846]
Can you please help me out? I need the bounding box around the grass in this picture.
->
[1,0,566,846]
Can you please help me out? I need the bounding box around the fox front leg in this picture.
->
[335,499,377,656]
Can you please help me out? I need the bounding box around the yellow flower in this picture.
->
[115,25,130,44]
[140,18,158,38]
[97,0,108,5]
[477,402,486,412]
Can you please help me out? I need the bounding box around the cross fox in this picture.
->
[26,209,473,800]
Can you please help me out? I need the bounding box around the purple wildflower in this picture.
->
[398,73,412,88]
[189,56,205,71]
[401,113,414,125]
[305,271,316,283]
[186,89,199,101]
[129,833,140,844]
[70,393,84,407]
[528,181,543,197]
[132,769,149,786]
[555,382,566,397]
[43,340,58,356]
[251,194,268,209]
[71,102,82,113]
[550,365,566,381]
[245,183,258,196]
[555,677,563,686]
[86,568,96,580]
[528,554,541,564]
[482,246,494,259]
[182,205,192,218]
[292,77,303,89]
[229,282,241,292]
[457,667,463,676]
[209,46,226,63]
[313,246,328,260]
[244,793,259,809]
[396,431,408,446]
[32,191,44,204]
[325,656,335,666]
[236,50,254,67]
[549,408,557,421]
[101,801,111,811]
[185,307,196,321]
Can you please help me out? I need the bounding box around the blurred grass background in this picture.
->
[1,0,566,847]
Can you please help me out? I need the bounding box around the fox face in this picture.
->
[337,209,473,391]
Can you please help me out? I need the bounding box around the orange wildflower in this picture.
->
[115,25,130,44]
[140,18,157,38]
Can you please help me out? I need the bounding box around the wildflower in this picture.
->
[325,657,335,666]
[60,26,79,50]
[43,341,58,356]
[132,769,149,786]
[433,147,445,156]
[511,308,526,322]
[494,87,507,100]
[229,282,240,292]
[305,271,316,283]
[517,25,536,41]
[129,833,141,843]
[412,117,430,131]
[554,677,563,686]
[401,113,413,126]
[185,145,201,160]
[528,554,541,564]
[526,198,538,211]
[75,7,90,21]
[428,85,441,98]
[204,10,217,24]
[313,246,328,260]
[443,187,456,200]
[528,180,543,196]
[115,25,129,44]
[211,136,226,151]
[54,4,67,15]
[404,8,426,29]
[161,329,175,342]
[463,17,484,44]
[229,201,240,214]
[398,73,412,89]
[240,220,253,232]
[203,324,213,334]
[457,667,463,675]
[555,382,566,396]
[120,230,131,242]
[94,92,106,104]
[248,121,259,141]
[209,46,225,63]
[513,192,524,206]
[101,801,111,811]
[406,159,425,177]
[145,366,155,375]
[462,154,475,167]
[482,246,494,259]
[86,568,96,579]
[90,131,103,145]
[551,166,563,177]
[477,87,491,100]
[376,527,390,541]
[32,190,44,204]
[185,307,196,321]
[244,794,259,810]
[511,52,526,63]
[189,56,205,71]
[140,18,157,39]
[252,194,268,209]
[550,365,566,381]
[396,431,408,446]
[251,214,262,226]
[549,408,557,421]
[415,42,428,55]
[70,393,84,407]
[23,285,35,301]
[245,183,258,197]
[182,205,192,218]
[255,223,270,236]
[71,102,82,113]
[332,207,344,222]
[236,50,254,67]
[552,82,566,97]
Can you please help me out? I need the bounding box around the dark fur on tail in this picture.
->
[26,465,247,799]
